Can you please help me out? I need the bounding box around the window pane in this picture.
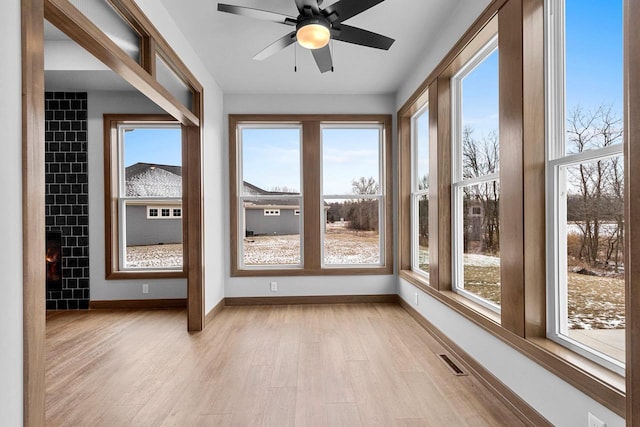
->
[124,202,182,269]
[123,127,182,198]
[241,127,301,195]
[242,198,301,266]
[460,181,500,306]
[461,49,499,178]
[322,127,380,195]
[324,198,380,265]
[417,195,429,272]
[562,157,625,362]
[565,0,623,155]
[156,54,194,112]
[415,110,429,190]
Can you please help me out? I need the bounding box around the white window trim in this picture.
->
[451,34,501,313]
[116,123,183,272]
[544,0,625,375]
[320,123,386,268]
[237,123,304,270]
[410,103,430,278]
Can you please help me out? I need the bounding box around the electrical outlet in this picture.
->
[270,281,277,292]
[414,292,419,305]
[142,283,149,294]
[588,413,606,427]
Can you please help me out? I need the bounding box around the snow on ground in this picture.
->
[126,244,183,268]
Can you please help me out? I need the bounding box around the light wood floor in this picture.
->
[46,304,527,426]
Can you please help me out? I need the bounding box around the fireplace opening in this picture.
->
[46,231,63,291]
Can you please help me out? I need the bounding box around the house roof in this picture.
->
[125,162,182,197]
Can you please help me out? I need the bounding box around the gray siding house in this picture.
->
[242,182,301,236]
[125,163,182,246]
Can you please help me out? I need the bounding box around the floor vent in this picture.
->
[438,353,467,376]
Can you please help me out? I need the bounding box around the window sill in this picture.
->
[106,270,186,280]
[231,265,394,277]
[399,268,625,417]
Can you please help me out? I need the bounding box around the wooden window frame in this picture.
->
[229,114,393,277]
[398,0,631,417]
[104,114,186,279]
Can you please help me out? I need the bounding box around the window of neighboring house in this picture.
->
[451,35,500,312]
[238,124,302,268]
[546,0,624,374]
[411,104,430,277]
[146,205,182,219]
[230,115,393,275]
[104,115,184,277]
[322,125,385,266]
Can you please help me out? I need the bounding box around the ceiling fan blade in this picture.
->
[333,24,394,50]
[253,31,297,60]
[311,45,333,73]
[295,0,320,15]
[218,4,297,26]
[322,0,385,23]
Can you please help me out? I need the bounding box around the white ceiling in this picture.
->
[159,0,466,95]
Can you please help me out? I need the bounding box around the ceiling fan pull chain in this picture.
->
[294,43,298,72]
[331,39,335,72]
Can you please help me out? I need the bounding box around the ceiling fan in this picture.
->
[217,0,395,73]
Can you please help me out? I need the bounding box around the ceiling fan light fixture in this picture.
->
[296,19,330,50]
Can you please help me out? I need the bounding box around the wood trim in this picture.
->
[44,0,199,127]
[109,0,203,94]
[398,0,507,116]
[204,298,226,326]
[89,299,187,309]
[625,0,639,423]
[22,0,46,424]
[399,270,626,416]
[399,299,552,427]
[436,77,452,291]
[102,114,182,280]
[498,0,525,336]
[303,120,322,271]
[428,82,439,289]
[229,114,394,277]
[224,294,399,306]
[521,0,546,338]
[184,123,204,331]
[397,113,411,272]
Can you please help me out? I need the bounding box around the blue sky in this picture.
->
[241,127,380,195]
[124,127,182,167]
[566,0,623,117]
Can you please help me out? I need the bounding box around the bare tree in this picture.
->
[566,104,624,271]
[462,128,500,254]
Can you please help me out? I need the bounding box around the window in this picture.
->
[238,124,302,268]
[451,35,500,311]
[146,205,182,219]
[546,0,624,373]
[230,115,392,276]
[322,125,385,266]
[104,115,184,277]
[411,104,430,276]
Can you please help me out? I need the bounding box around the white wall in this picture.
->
[135,0,226,314]
[0,0,23,424]
[223,93,398,297]
[86,90,189,301]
